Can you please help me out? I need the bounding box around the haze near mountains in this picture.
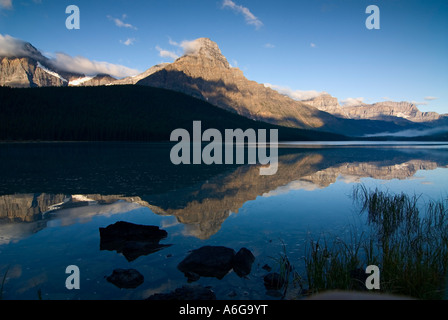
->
[1,36,446,137]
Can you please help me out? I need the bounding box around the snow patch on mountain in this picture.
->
[37,61,68,83]
[69,76,94,86]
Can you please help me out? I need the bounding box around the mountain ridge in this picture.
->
[0,38,116,87]
[135,38,340,131]
[128,38,435,136]
[0,36,445,138]
[303,93,447,125]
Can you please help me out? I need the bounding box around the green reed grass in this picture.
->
[269,241,304,298]
[301,185,448,299]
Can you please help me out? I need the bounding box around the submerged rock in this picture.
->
[106,268,144,289]
[262,264,272,272]
[99,221,168,241]
[177,245,256,281]
[233,247,255,277]
[99,221,171,261]
[178,246,236,281]
[146,285,216,300]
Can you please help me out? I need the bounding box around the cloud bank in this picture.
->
[0,34,40,58]
[264,83,326,101]
[49,52,140,78]
[0,34,140,78]
[156,38,207,61]
[177,39,204,55]
[156,45,179,60]
[340,97,365,106]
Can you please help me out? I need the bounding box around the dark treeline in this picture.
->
[0,85,347,142]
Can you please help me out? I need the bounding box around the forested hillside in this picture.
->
[0,85,347,142]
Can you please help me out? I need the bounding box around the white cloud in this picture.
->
[411,100,429,106]
[0,0,42,10]
[156,46,179,60]
[161,38,205,59]
[0,34,29,57]
[310,43,316,48]
[424,96,438,101]
[168,38,178,46]
[179,39,204,55]
[107,15,137,30]
[264,83,327,101]
[0,33,140,78]
[120,38,136,46]
[341,97,365,106]
[229,59,238,68]
[0,34,46,61]
[264,43,275,49]
[0,0,12,9]
[262,179,321,197]
[222,0,263,30]
[49,53,141,78]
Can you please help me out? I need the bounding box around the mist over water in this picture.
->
[363,126,448,138]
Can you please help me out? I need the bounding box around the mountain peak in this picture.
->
[1,38,48,63]
[179,37,230,68]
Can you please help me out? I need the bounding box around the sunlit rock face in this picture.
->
[305,94,445,124]
[135,38,337,130]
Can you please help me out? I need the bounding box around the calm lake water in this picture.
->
[0,142,447,300]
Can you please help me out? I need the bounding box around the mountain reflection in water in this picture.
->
[1,142,447,243]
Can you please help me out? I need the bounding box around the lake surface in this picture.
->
[0,142,447,300]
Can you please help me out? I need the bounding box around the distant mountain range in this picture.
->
[1,37,447,139]
[304,94,447,126]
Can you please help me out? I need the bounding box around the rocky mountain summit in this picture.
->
[111,63,169,85]
[121,38,444,133]
[304,94,446,124]
[350,101,443,123]
[0,40,112,88]
[1,36,445,135]
[70,74,117,87]
[134,38,337,130]
[303,94,345,117]
[0,57,67,87]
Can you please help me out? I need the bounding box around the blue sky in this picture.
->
[1,0,447,114]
